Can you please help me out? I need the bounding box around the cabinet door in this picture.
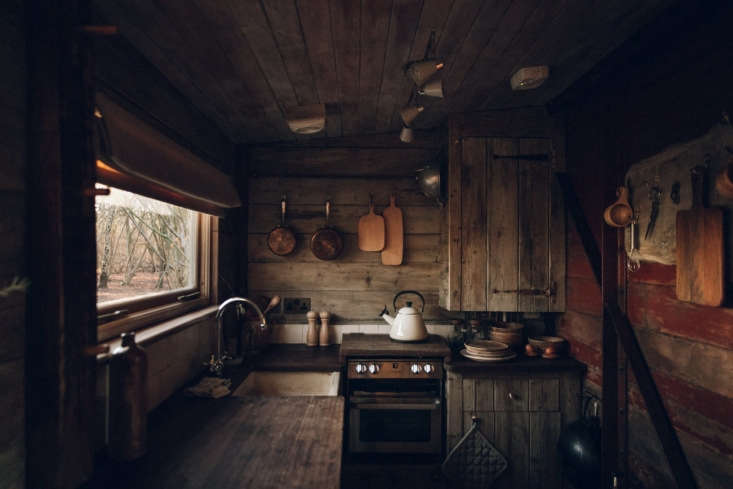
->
[440,135,565,312]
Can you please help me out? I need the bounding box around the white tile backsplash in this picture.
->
[269,322,453,344]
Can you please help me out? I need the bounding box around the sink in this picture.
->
[232,371,341,397]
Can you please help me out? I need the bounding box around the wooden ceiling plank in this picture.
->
[330,0,361,135]
[374,0,423,132]
[147,1,266,136]
[387,0,455,131]
[503,0,673,108]
[405,0,485,128]
[480,0,635,109]
[194,0,292,142]
[416,0,513,128]
[94,0,237,139]
[230,0,300,113]
[477,0,669,109]
[357,0,393,133]
[262,0,319,107]
[444,0,546,114]
[297,0,340,106]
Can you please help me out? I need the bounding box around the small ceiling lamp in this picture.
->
[510,65,550,91]
[400,105,425,143]
[406,60,444,88]
[399,105,424,143]
[400,106,424,126]
[417,79,443,98]
[285,103,326,134]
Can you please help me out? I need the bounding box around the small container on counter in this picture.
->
[306,310,319,346]
[319,311,331,346]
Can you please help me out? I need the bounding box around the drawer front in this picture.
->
[494,378,529,411]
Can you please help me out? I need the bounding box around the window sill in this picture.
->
[97,305,217,364]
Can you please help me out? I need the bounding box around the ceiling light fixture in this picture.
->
[510,65,550,91]
[399,105,424,143]
[406,60,444,88]
[417,79,443,98]
[285,103,326,134]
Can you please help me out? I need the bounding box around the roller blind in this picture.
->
[94,92,240,216]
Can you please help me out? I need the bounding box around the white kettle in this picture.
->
[380,290,428,342]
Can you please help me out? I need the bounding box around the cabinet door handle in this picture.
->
[508,392,519,401]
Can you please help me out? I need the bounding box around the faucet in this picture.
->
[207,297,267,376]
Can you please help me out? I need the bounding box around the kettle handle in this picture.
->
[393,290,425,312]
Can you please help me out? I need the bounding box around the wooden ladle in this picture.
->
[262,295,281,315]
[603,187,633,227]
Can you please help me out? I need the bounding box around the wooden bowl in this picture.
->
[528,336,566,351]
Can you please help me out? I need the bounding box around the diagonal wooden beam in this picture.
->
[556,172,697,489]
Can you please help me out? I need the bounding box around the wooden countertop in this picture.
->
[445,355,587,373]
[340,333,452,361]
[254,344,342,371]
[89,396,344,489]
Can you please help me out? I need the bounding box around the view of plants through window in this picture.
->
[96,186,198,305]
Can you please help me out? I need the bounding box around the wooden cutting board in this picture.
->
[381,195,404,265]
[357,198,385,251]
[675,166,724,306]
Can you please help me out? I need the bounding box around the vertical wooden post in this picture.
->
[26,0,97,487]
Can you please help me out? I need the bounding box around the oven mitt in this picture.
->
[442,417,508,489]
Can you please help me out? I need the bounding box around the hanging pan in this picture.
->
[310,200,343,260]
[267,196,296,256]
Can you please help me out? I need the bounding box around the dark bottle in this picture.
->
[109,332,148,460]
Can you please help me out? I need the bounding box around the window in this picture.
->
[96,185,214,340]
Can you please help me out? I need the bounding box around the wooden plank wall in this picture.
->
[245,133,455,323]
[0,1,26,487]
[554,2,733,487]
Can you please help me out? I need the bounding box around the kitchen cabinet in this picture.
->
[445,359,584,489]
[439,109,566,312]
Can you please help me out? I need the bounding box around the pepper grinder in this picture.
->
[319,311,331,346]
[306,311,319,347]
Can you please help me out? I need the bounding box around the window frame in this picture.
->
[97,209,217,342]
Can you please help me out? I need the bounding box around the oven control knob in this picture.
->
[423,364,434,374]
[410,363,421,374]
[368,363,380,374]
[355,363,367,374]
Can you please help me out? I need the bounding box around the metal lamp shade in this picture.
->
[399,106,424,126]
[399,126,414,143]
[407,60,444,87]
[418,79,444,98]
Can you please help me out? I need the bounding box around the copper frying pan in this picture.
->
[310,200,343,260]
[267,196,296,256]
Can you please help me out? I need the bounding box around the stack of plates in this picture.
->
[460,340,516,362]
[489,322,524,350]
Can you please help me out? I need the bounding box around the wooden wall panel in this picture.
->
[246,141,453,323]
[559,3,733,486]
[0,2,25,487]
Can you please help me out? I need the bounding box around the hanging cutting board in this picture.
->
[357,196,385,251]
[381,195,404,265]
[675,165,724,306]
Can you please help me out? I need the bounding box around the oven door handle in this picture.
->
[352,400,441,410]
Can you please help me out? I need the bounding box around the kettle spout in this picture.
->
[379,305,395,326]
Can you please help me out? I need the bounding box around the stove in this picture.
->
[341,334,451,457]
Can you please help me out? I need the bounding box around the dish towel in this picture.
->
[185,376,232,399]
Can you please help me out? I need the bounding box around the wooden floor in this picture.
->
[86,395,343,489]
[341,463,448,489]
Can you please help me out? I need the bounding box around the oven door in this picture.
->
[349,395,442,454]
